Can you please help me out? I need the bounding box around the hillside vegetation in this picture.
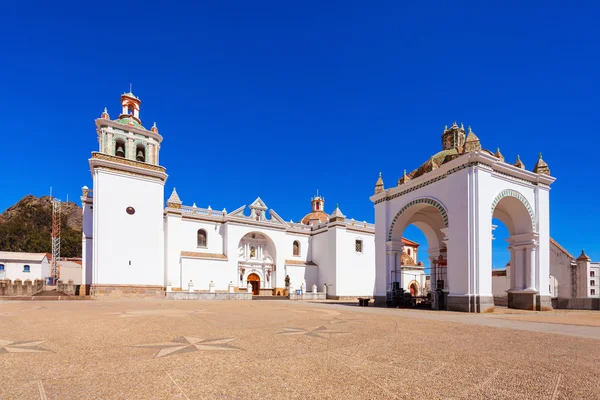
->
[0,195,82,257]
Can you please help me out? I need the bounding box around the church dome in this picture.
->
[409,148,459,180]
[300,210,329,225]
[400,253,415,266]
[300,193,329,225]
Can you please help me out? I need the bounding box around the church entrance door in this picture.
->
[247,273,260,295]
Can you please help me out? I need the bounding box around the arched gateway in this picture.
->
[371,123,555,312]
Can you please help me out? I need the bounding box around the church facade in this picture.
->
[80,92,425,298]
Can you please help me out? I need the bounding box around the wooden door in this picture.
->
[247,273,260,295]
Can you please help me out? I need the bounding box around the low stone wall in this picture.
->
[493,296,508,307]
[289,292,326,301]
[57,280,76,296]
[167,292,252,300]
[91,284,165,298]
[0,279,45,296]
[554,297,600,310]
[326,295,374,301]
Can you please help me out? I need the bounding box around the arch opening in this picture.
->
[388,199,448,310]
[115,138,126,158]
[238,232,277,295]
[490,191,538,305]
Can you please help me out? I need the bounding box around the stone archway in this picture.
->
[388,197,448,241]
[371,122,555,313]
[386,198,449,309]
[491,189,536,232]
[491,189,543,310]
[408,280,420,296]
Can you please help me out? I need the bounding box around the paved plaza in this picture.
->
[1,300,599,399]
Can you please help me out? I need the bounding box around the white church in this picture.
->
[80,92,426,299]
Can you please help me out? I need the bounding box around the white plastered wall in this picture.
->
[92,169,164,286]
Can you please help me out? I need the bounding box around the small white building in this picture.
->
[0,252,50,281]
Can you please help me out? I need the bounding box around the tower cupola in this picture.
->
[119,88,142,125]
[441,122,466,151]
[311,191,324,212]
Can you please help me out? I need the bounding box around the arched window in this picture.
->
[23,265,31,273]
[115,138,126,158]
[0,264,4,271]
[135,144,146,162]
[293,241,300,256]
[407,248,411,256]
[197,229,207,248]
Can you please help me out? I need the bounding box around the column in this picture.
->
[106,132,113,153]
[508,245,516,290]
[147,143,154,164]
[387,251,395,291]
[429,258,437,290]
[128,138,134,159]
[526,246,536,290]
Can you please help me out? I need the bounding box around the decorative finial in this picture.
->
[577,249,591,261]
[444,125,448,130]
[336,203,339,209]
[468,125,472,133]
[167,188,182,208]
[460,122,464,129]
[403,169,406,175]
[374,172,384,194]
[104,107,108,113]
[533,152,550,175]
[130,83,132,93]
[513,155,525,169]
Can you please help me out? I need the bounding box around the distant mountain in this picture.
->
[0,195,82,257]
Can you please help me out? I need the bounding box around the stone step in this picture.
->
[252,295,288,301]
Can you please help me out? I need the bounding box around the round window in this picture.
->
[126,206,135,215]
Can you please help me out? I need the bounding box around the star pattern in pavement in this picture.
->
[0,340,51,354]
[277,326,349,338]
[133,336,239,358]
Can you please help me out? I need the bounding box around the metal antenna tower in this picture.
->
[51,198,61,283]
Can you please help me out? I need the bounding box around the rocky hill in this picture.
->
[0,195,82,257]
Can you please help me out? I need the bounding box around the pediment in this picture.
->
[228,205,246,217]
[250,197,267,210]
[269,209,287,225]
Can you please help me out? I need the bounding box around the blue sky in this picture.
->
[1,1,598,267]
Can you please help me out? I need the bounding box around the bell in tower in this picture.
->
[116,143,125,158]
[136,149,145,162]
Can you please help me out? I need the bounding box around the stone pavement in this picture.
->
[0,299,599,399]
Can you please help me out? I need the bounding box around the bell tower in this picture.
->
[311,191,325,212]
[441,122,466,151]
[83,90,168,297]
